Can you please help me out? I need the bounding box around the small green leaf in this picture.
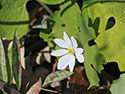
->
[110,73,125,94]
[40,0,65,5]
[6,53,13,84]
[42,70,73,88]
[32,17,47,29]
[50,11,64,25]
[0,0,29,39]
[39,19,54,42]
[0,38,8,82]
[11,30,22,90]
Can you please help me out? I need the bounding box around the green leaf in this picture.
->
[83,0,125,8]
[39,19,54,42]
[0,38,8,82]
[50,11,64,25]
[85,1,125,71]
[110,73,125,94]
[49,1,80,37]
[32,17,47,29]
[49,1,106,89]
[77,9,106,89]
[0,0,29,39]
[40,0,65,5]
[83,0,125,33]
[6,53,13,84]
[42,70,73,88]
[10,30,22,90]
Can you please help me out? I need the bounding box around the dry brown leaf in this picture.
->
[69,66,89,86]
[36,46,51,65]
[26,78,42,94]
[43,46,51,63]
[50,81,60,88]
[20,46,25,69]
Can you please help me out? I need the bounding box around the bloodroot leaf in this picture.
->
[40,0,64,5]
[0,38,7,82]
[110,73,125,94]
[0,0,29,39]
[42,70,73,88]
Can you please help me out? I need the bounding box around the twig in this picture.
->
[41,88,58,93]
[0,80,21,94]
[36,0,53,15]
[33,86,58,93]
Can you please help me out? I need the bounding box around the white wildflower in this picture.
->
[51,31,84,72]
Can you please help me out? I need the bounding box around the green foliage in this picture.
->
[42,70,73,88]
[46,1,106,89]
[40,0,65,5]
[110,73,125,94]
[50,11,64,25]
[83,1,125,71]
[77,9,106,89]
[0,30,22,93]
[39,19,54,42]
[0,0,29,39]
[6,52,13,84]
[32,17,48,29]
[9,30,22,90]
[0,38,8,82]
[83,0,125,8]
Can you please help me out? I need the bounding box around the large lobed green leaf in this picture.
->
[77,9,106,89]
[83,0,125,8]
[0,38,8,82]
[42,70,73,88]
[110,73,125,94]
[83,0,125,71]
[48,1,106,89]
[40,0,64,5]
[0,0,29,39]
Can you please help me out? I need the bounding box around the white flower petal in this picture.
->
[71,36,78,49]
[75,52,84,63]
[63,31,72,47]
[54,39,69,48]
[57,54,72,70]
[51,49,68,56]
[68,55,75,72]
[75,48,83,54]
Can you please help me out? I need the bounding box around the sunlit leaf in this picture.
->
[42,70,73,88]
[77,9,106,89]
[83,0,125,8]
[0,38,7,82]
[0,0,29,39]
[84,1,125,71]
[40,0,64,5]
[50,11,64,25]
[110,73,125,94]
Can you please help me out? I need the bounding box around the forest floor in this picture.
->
[1,0,122,94]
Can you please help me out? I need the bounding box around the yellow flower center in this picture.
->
[68,47,74,55]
